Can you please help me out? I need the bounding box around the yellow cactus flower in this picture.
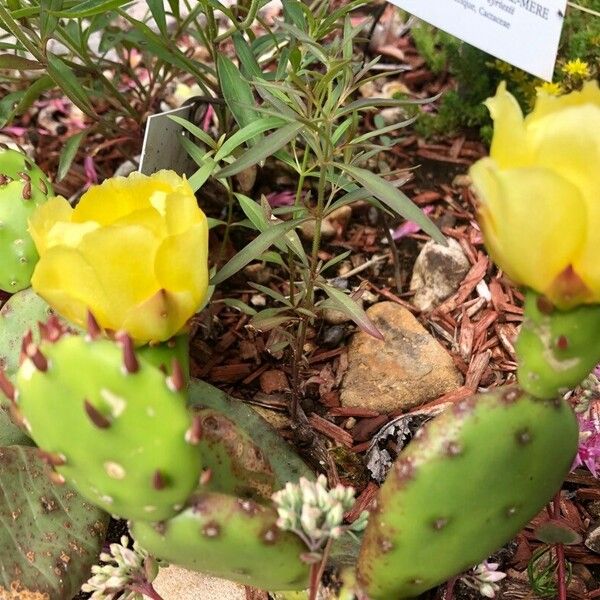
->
[470,81,600,308]
[562,59,590,78]
[29,170,209,343]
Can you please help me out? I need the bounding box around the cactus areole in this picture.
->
[12,319,202,521]
[356,387,578,599]
[0,147,52,292]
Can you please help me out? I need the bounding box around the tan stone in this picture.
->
[152,566,246,600]
[340,302,463,412]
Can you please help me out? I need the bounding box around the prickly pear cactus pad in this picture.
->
[357,387,578,599]
[0,445,108,600]
[0,147,52,292]
[131,492,310,591]
[13,326,202,520]
[0,287,56,383]
[192,406,277,501]
[516,290,600,399]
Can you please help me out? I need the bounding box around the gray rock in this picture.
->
[340,302,463,413]
[585,520,600,554]
[410,238,470,312]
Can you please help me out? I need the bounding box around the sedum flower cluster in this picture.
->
[81,536,158,600]
[272,475,368,555]
[460,561,507,598]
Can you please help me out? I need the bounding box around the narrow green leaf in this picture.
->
[57,131,85,181]
[220,298,257,316]
[211,218,305,285]
[207,217,227,229]
[250,283,292,306]
[339,164,445,245]
[320,250,351,274]
[232,32,262,79]
[216,121,303,179]
[147,0,167,35]
[188,158,217,191]
[46,53,94,114]
[217,53,259,132]
[52,0,131,17]
[282,0,307,29]
[319,283,383,340]
[0,54,43,70]
[168,115,217,149]
[214,117,286,162]
[338,93,442,117]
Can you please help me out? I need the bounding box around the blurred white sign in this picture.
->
[388,0,567,80]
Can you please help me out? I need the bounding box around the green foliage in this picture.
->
[357,386,578,599]
[0,445,109,600]
[0,148,52,292]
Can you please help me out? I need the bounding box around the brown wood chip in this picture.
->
[345,482,379,523]
[308,413,353,447]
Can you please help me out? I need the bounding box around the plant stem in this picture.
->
[379,210,402,293]
[444,576,456,600]
[290,152,328,420]
[130,582,165,600]
[554,491,567,600]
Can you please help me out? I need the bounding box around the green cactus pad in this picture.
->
[192,406,276,501]
[15,330,202,520]
[0,287,57,384]
[0,445,109,600]
[0,148,52,292]
[516,290,600,399]
[131,492,309,591]
[189,379,314,486]
[357,386,578,599]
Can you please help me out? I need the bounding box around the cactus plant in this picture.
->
[192,406,277,501]
[131,491,310,591]
[0,147,52,292]
[356,386,578,599]
[6,319,202,520]
[516,290,600,399]
[189,379,314,486]
[0,445,109,600]
[0,287,58,384]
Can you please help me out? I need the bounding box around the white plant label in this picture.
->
[388,0,568,80]
[139,103,199,176]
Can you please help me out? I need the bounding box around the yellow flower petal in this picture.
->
[470,159,587,299]
[121,289,197,343]
[31,246,111,327]
[485,82,530,168]
[155,224,208,297]
[77,225,160,324]
[72,172,174,226]
[28,196,73,254]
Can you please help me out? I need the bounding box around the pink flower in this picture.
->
[391,205,434,240]
[572,415,600,477]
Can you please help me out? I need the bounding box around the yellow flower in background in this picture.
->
[29,170,209,343]
[470,81,600,308]
[562,59,590,78]
[536,81,563,97]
